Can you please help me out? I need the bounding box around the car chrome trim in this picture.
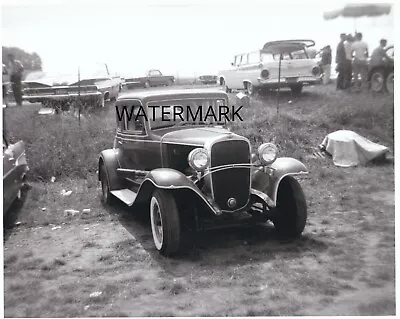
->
[204,136,252,212]
[22,92,102,99]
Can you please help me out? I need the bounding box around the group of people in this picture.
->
[318,32,390,92]
[2,53,24,106]
[336,32,369,91]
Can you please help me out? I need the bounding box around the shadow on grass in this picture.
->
[103,200,329,274]
[3,185,31,242]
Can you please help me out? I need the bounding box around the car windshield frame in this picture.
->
[147,98,227,130]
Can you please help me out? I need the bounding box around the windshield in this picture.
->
[148,99,227,129]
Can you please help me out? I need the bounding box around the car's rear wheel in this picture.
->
[272,176,307,237]
[144,81,151,88]
[167,79,173,86]
[386,72,394,94]
[100,164,113,205]
[370,69,385,92]
[290,84,303,95]
[245,82,254,95]
[150,189,181,256]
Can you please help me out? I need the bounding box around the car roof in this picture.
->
[117,88,228,103]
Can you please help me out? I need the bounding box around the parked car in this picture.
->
[98,89,308,256]
[368,45,394,93]
[123,70,174,89]
[22,63,121,108]
[218,40,322,95]
[199,75,218,84]
[3,134,29,213]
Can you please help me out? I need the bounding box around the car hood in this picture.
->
[160,126,241,147]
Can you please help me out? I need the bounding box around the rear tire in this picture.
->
[272,177,307,237]
[150,190,181,256]
[370,69,385,92]
[386,72,394,94]
[245,82,254,95]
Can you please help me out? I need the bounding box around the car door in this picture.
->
[115,103,162,173]
[223,55,240,89]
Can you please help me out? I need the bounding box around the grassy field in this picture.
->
[3,84,395,316]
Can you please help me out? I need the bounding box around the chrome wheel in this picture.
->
[370,70,385,92]
[144,81,150,88]
[150,196,164,250]
[386,72,394,94]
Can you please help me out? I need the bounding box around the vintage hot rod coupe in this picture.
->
[218,40,321,95]
[99,89,308,256]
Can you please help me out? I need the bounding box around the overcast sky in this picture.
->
[1,0,394,77]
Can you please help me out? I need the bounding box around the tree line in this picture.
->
[2,46,42,71]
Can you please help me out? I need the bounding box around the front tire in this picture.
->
[386,72,394,94]
[370,69,385,92]
[245,82,254,95]
[272,177,307,237]
[144,81,151,88]
[150,190,181,256]
[100,164,114,205]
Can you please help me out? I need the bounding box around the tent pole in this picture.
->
[277,53,282,114]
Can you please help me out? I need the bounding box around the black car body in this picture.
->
[98,89,308,256]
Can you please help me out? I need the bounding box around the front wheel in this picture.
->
[272,177,307,238]
[144,81,151,88]
[150,190,181,256]
[100,164,114,205]
[386,72,394,94]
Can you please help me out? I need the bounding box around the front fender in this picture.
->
[135,168,222,215]
[252,157,308,205]
[98,149,123,191]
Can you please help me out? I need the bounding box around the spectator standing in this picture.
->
[7,53,24,106]
[351,32,369,91]
[371,39,389,65]
[335,33,347,90]
[321,46,332,84]
[343,34,354,89]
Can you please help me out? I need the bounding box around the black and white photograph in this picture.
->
[1,0,396,316]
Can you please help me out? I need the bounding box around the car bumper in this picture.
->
[23,92,102,101]
[257,76,321,87]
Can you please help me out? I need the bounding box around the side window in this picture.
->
[248,52,260,64]
[240,54,248,65]
[149,70,161,76]
[125,106,146,135]
[116,104,146,135]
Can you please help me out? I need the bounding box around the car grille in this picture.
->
[210,139,251,211]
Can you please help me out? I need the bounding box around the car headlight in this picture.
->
[257,143,277,165]
[188,148,210,171]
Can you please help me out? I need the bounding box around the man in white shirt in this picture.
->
[351,32,369,91]
[343,34,354,89]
